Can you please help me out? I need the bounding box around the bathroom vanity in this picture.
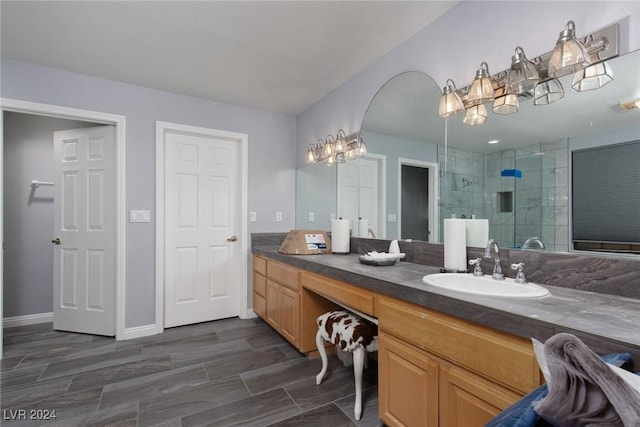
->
[251,237,640,427]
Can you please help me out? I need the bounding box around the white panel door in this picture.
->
[357,159,379,237]
[164,131,239,328]
[337,162,359,230]
[337,158,380,237]
[53,126,116,336]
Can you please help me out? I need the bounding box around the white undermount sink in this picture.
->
[422,273,550,298]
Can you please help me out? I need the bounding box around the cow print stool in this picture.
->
[315,310,378,421]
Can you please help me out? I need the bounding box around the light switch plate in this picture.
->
[308,212,315,222]
[250,211,257,222]
[130,210,151,223]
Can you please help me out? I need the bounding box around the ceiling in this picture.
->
[0,1,456,115]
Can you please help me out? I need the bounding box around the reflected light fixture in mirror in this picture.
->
[439,79,465,117]
[549,20,591,77]
[492,89,519,115]
[572,61,614,91]
[463,104,488,125]
[534,78,565,105]
[305,130,366,165]
[467,62,495,106]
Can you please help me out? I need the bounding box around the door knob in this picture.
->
[227,235,238,242]
[52,237,62,245]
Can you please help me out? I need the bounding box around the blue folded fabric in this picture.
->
[485,352,633,427]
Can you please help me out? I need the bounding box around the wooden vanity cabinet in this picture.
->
[253,256,301,348]
[253,255,542,426]
[376,295,541,427]
[253,256,338,353]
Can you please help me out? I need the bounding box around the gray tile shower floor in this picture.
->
[1,317,381,426]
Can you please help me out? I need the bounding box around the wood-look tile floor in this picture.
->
[1,317,382,427]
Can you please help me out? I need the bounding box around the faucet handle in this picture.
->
[469,258,483,276]
[511,262,527,284]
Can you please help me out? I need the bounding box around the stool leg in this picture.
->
[353,346,365,420]
[315,329,328,385]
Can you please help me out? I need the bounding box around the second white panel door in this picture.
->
[164,131,239,328]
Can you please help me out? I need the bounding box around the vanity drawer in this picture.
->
[300,271,374,315]
[253,255,267,276]
[267,260,300,291]
[254,271,267,298]
[376,295,541,394]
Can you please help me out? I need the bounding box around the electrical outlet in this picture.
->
[130,210,151,223]
[276,211,283,222]
[308,212,315,222]
[250,211,257,222]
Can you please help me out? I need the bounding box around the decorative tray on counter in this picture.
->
[358,252,405,266]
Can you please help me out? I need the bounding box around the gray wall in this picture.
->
[1,59,297,328]
[3,112,96,317]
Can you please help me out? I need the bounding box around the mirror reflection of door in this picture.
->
[401,164,429,241]
[337,157,381,238]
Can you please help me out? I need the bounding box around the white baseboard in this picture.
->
[3,312,54,328]
[122,323,162,340]
[242,309,258,319]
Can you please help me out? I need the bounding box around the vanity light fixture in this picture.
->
[463,104,488,126]
[549,20,591,77]
[305,131,366,165]
[467,62,495,106]
[439,21,619,126]
[533,78,565,105]
[507,46,540,94]
[571,61,614,91]
[439,79,465,117]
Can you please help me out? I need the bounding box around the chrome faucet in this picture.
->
[523,237,545,250]
[484,239,504,280]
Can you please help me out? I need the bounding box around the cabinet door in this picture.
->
[266,279,281,330]
[280,286,299,346]
[439,363,521,427]
[379,332,439,427]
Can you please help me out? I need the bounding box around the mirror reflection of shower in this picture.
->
[439,139,568,251]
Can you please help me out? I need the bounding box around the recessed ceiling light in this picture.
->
[488,139,500,144]
[619,98,640,110]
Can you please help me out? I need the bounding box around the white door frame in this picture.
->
[0,98,127,346]
[397,158,439,243]
[155,121,249,334]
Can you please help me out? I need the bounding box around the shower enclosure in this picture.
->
[438,140,568,252]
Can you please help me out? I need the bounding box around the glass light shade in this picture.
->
[463,104,488,126]
[548,21,591,77]
[335,152,346,163]
[334,137,346,153]
[571,61,613,91]
[492,93,519,115]
[357,139,367,156]
[325,154,336,166]
[467,62,495,106]
[305,144,317,164]
[439,79,465,117]
[323,139,334,157]
[506,47,540,94]
[534,79,565,105]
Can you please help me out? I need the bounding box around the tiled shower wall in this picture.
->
[439,139,569,250]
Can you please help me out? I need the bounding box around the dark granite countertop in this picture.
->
[253,246,640,359]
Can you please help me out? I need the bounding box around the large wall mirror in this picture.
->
[296,49,640,254]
